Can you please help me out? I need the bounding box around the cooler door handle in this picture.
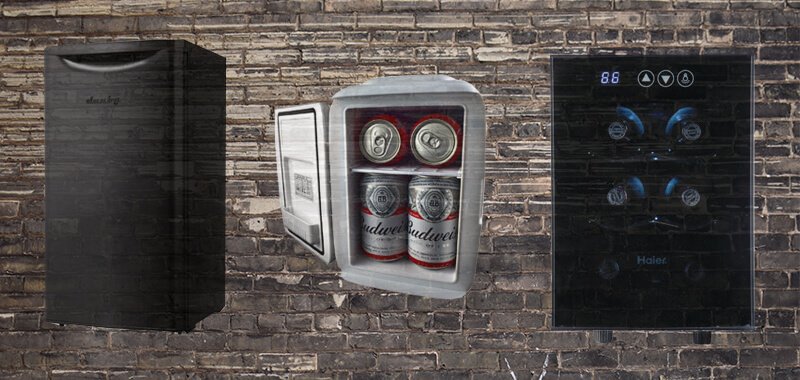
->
[282,209,320,245]
[59,50,160,73]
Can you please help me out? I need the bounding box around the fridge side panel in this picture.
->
[175,42,227,331]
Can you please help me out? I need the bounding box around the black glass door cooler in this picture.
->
[551,56,754,335]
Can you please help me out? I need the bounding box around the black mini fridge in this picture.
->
[44,41,226,331]
[551,56,754,339]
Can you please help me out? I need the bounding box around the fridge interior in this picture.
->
[342,105,466,284]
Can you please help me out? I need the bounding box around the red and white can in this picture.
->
[361,174,408,261]
[410,114,461,167]
[359,115,408,165]
[408,176,460,269]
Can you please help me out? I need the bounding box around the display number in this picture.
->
[601,71,620,85]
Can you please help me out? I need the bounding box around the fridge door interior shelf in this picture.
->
[275,103,334,263]
[276,75,486,299]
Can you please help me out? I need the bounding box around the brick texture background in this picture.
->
[1,0,799,378]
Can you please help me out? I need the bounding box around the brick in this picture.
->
[532,13,587,28]
[299,14,355,30]
[495,272,549,290]
[416,12,473,28]
[166,332,226,350]
[762,290,800,308]
[493,235,550,253]
[350,332,407,350]
[109,332,165,348]
[439,351,498,370]
[287,333,347,352]
[474,14,530,28]
[468,332,526,349]
[325,0,381,12]
[560,349,618,368]
[228,334,286,351]
[137,16,194,32]
[52,331,107,349]
[138,351,195,368]
[761,46,800,61]
[82,16,136,33]
[679,349,738,367]
[647,11,703,27]
[498,0,556,10]
[383,0,438,11]
[529,332,589,349]
[28,17,82,34]
[377,353,436,370]
[358,13,415,29]
[350,293,406,311]
[466,292,524,310]
[476,47,528,62]
[259,354,316,372]
[83,351,137,368]
[196,352,256,369]
[590,11,643,27]
[0,201,19,218]
[318,352,376,370]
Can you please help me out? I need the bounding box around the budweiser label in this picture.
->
[361,174,408,261]
[408,176,460,269]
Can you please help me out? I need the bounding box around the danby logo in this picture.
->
[85,95,120,106]
[637,256,667,265]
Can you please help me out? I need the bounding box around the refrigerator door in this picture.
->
[275,103,335,263]
[45,40,227,331]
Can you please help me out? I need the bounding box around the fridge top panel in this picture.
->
[45,40,184,56]
[551,55,754,329]
[333,75,480,99]
[275,103,335,263]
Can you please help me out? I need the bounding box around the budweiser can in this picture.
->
[361,174,408,261]
[360,115,407,165]
[410,114,461,167]
[408,176,460,269]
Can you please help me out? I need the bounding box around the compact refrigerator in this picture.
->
[44,40,226,331]
[275,75,486,299]
[550,56,753,339]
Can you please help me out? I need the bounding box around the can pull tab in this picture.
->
[420,131,441,150]
[370,130,392,156]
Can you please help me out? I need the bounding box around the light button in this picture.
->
[677,69,694,87]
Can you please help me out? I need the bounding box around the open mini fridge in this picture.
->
[275,75,486,299]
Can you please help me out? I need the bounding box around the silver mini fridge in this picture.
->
[44,40,226,331]
[275,75,486,299]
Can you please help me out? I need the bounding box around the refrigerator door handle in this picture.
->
[59,50,160,73]
[282,208,321,245]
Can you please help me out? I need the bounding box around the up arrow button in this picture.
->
[657,70,674,87]
[637,70,654,88]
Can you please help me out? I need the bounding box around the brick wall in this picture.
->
[1,0,798,378]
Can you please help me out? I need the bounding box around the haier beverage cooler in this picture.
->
[44,41,226,331]
[275,75,486,299]
[551,56,753,340]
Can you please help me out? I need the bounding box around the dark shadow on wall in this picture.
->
[44,40,226,332]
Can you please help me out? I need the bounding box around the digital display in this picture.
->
[600,71,620,85]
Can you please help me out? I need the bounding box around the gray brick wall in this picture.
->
[1,0,798,378]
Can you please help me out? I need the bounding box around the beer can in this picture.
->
[360,115,407,165]
[408,176,460,269]
[361,174,408,261]
[410,114,461,167]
